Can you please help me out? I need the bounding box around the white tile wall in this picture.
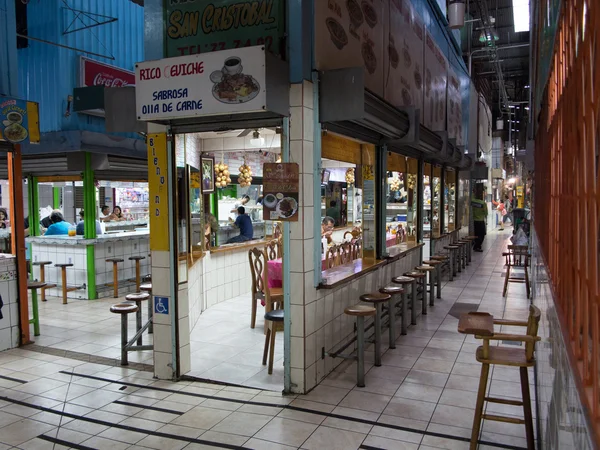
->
[201,249,251,310]
[0,257,19,351]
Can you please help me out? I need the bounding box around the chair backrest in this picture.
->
[352,238,362,260]
[325,244,340,268]
[505,245,530,267]
[248,248,265,297]
[525,305,542,361]
[339,242,353,264]
[266,239,279,261]
[273,222,282,239]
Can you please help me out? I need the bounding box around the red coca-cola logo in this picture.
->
[92,73,130,87]
[82,57,135,88]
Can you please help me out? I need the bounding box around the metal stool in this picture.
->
[379,285,406,346]
[444,245,461,277]
[423,259,443,299]
[54,263,74,304]
[344,304,376,387]
[392,276,417,325]
[27,281,46,336]
[416,265,436,307]
[32,261,55,302]
[106,258,124,298]
[140,282,153,334]
[360,292,391,366]
[125,292,150,346]
[129,256,146,291]
[431,255,450,281]
[456,240,469,268]
[404,271,427,315]
[110,302,139,365]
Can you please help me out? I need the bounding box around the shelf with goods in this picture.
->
[115,187,149,220]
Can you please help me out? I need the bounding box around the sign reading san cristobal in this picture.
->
[166,0,284,57]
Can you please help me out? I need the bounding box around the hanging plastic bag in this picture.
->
[511,226,528,246]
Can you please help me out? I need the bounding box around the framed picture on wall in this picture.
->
[201,156,215,194]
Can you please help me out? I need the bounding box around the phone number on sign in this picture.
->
[174,36,275,55]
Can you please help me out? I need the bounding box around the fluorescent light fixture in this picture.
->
[512,0,530,32]
[524,107,530,110]
[524,85,530,88]
[479,31,487,42]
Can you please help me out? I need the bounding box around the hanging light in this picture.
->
[250,130,265,147]
[478,31,487,42]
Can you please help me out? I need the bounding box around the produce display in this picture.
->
[389,176,401,192]
[215,162,231,189]
[345,168,355,185]
[237,162,253,187]
[407,174,417,190]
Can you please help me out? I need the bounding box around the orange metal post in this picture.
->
[8,145,30,345]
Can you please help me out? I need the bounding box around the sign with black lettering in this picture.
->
[263,163,299,222]
[165,0,285,58]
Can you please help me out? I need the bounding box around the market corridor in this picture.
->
[0,230,534,449]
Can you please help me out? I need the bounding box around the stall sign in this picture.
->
[165,0,285,57]
[80,57,135,88]
[135,46,267,121]
[148,133,170,251]
[263,163,299,222]
[0,96,40,145]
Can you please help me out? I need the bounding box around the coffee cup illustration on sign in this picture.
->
[223,57,243,75]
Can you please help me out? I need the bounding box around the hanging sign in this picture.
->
[148,133,169,251]
[0,96,40,145]
[165,0,285,57]
[80,57,135,88]
[262,163,299,222]
[135,46,267,121]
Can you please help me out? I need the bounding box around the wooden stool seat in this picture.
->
[392,275,416,284]
[444,245,460,250]
[32,261,55,302]
[140,283,152,292]
[416,265,435,272]
[125,292,150,302]
[379,286,404,295]
[404,271,426,278]
[106,258,124,263]
[344,304,376,316]
[431,255,449,261]
[27,281,47,290]
[423,260,442,266]
[360,292,391,303]
[110,303,138,314]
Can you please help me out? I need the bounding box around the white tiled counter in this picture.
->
[27,231,150,299]
[0,255,19,351]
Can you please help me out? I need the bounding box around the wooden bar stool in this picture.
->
[140,282,153,334]
[423,259,443,299]
[416,265,436,307]
[129,256,146,291]
[456,240,470,268]
[54,263,75,304]
[379,286,405,346]
[444,245,460,277]
[502,245,531,299]
[344,304,376,387]
[27,281,46,336]
[110,302,139,365]
[125,292,150,346]
[431,254,450,281]
[32,261,55,302]
[404,271,427,315]
[392,276,417,326]
[462,236,476,263]
[458,306,541,450]
[360,292,391,366]
[106,258,124,298]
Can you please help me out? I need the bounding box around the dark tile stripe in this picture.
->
[37,434,97,450]
[113,399,184,415]
[0,374,28,384]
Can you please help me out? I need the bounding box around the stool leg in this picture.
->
[421,280,427,315]
[520,367,535,449]
[268,324,276,375]
[40,265,47,302]
[388,298,396,349]
[135,261,141,291]
[262,328,271,366]
[449,253,454,281]
[429,271,435,307]
[356,316,366,387]
[120,314,129,366]
[31,289,40,336]
[470,363,490,450]
[61,267,68,305]
[436,265,442,299]
[135,302,142,346]
[457,249,462,273]
[410,281,417,324]
[374,303,382,367]
[113,262,119,298]
[148,296,153,334]
[400,290,408,334]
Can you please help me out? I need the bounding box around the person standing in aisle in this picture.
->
[471,187,488,252]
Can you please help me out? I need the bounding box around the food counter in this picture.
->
[103,219,148,233]
[27,230,150,300]
[0,254,19,351]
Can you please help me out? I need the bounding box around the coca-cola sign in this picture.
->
[80,57,135,88]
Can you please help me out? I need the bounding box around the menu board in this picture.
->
[263,163,299,222]
[314,0,385,96]
[447,68,463,145]
[423,31,448,132]
[384,0,424,117]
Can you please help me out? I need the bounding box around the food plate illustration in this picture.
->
[212,56,260,104]
[276,197,298,219]
[2,123,28,143]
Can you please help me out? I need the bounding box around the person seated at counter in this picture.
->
[99,205,112,222]
[76,210,103,236]
[226,206,253,244]
[107,206,126,222]
[326,200,340,226]
[0,208,7,229]
[44,211,71,236]
[321,216,335,244]
[40,209,62,234]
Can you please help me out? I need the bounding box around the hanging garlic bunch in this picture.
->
[345,168,355,185]
[238,159,253,187]
[407,174,416,190]
[389,177,401,192]
[215,159,231,189]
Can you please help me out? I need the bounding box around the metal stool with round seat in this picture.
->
[360,292,391,366]
[416,265,436,308]
[125,292,150,345]
[444,245,461,277]
[393,275,417,326]
[432,254,452,281]
[379,285,406,347]
[110,302,139,365]
[344,304,376,387]
[404,271,427,315]
[27,281,46,336]
[423,259,443,299]
[128,256,146,291]
[140,282,153,333]
[32,261,55,302]
[106,258,124,298]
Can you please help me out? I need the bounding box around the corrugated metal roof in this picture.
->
[17,0,144,134]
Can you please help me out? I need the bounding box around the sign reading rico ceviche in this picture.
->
[135,46,267,121]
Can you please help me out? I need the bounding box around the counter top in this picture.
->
[319,258,385,290]
[209,238,269,254]
[27,230,149,245]
[385,242,424,260]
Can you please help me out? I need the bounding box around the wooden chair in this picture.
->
[502,245,531,298]
[248,248,282,329]
[343,226,362,241]
[273,222,282,239]
[339,242,353,265]
[266,239,279,261]
[458,306,541,450]
[351,238,362,260]
[325,244,340,268]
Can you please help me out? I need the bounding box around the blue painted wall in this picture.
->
[17,0,144,135]
[0,0,18,97]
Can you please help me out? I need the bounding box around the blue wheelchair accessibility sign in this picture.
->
[154,296,169,315]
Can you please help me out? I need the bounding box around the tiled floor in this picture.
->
[2,228,537,449]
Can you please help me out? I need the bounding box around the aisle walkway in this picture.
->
[0,230,534,449]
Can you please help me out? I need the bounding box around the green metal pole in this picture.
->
[52,187,61,209]
[83,153,97,299]
[210,193,218,245]
[30,177,40,237]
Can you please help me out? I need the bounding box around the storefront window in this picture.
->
[445,170,457,232]
[459,172,470,229]
[431,166,441,238]
[384,154,418,248]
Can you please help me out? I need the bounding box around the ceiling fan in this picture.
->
[216,127,280,137]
